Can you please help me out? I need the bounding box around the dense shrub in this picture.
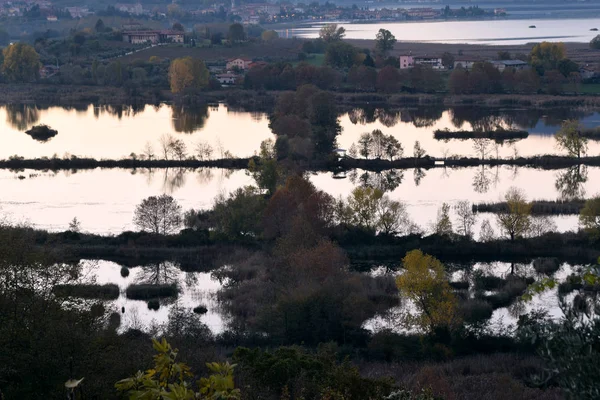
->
[52,283,119,300]
[126,284,179,300]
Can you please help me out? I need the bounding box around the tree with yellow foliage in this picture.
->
[168,57,209,94]
[396,250,458,333]
[496,187,532,241]
[529,41,566,73]
[2,43,40,82]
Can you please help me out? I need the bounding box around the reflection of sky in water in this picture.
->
[0,166,593,234]
[286,18,600,45]
[2,104,600,159]
[81,260,225,333]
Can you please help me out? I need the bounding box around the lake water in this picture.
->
[2,103,600,160]
[0,165,588,235]
[79,258,577,335]
[78,259,226,333]
[285,18,600,44]
[0,103,597,235]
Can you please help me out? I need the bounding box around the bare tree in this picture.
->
[159,133,176,160]
[68,217,81,233]
[528,215,557,237]
[133,194,182,235]
[195,141,213,161]
[170,139,187,161]
[413,141,426,158]
[142,141,155,160]
[454,201,476,238]
[472,138,491,160]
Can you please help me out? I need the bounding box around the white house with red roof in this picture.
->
[226,58,253,71]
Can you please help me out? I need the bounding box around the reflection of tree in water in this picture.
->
[404,107,444,128]
[137,262,180,285]
[161,168,187,194]
[196,168,214,185]
[171,104,210,133]
[95,104,146,120]
[555,165,587,200]
[348,169,403,192]
[413,168,426,186]
[375,109,400,127]
[472,165,491,194]
[347,107,377,125]
[6,104,40,130]
[449,107,509,131]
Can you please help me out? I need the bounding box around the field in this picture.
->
[119,38,304,63]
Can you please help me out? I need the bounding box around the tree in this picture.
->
[133,194,182,235]
[116,338,240,399]
[195,141,213,160]
[496,187,532,240]
[68,217,81,233]
[454,201,476,238]
[396,250,458,333]
[441,52,455,69]
[413,141,426,158]
[228,23,245,42]
[434,203,453,236]
[376,196,411,235]
[247,139,279,195]
[212,186,266,239]
[319,23,345,42]
[479,219,495,242]
[347,186,383,231]
[324,41,358,69]
[261,30,279,41]
[555,119,588,158]
[2,43,40,83]
[375,29,396,55]
[172,22,184,32]
[591,34,600,49]
[94,18,105,33]
[580,197,600,238]
[529,41,566,74]
[168,57,209,93]
[528,215,557,237]
[472,138,491,159]
[376,65,402,93]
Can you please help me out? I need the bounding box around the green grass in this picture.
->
[579,83,600,94]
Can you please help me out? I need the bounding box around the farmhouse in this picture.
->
[226,58,253,71]
[414,56,443,69]
[399,55,414,69]
[122,30,184,44]
[492,60,529,72]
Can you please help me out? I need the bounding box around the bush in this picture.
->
[532,257,560,274]
[449,281,469,290]
[24,124,58,142]
[474,273,505,291]
[120,266,130,277]
[52,283,119,300]
[147,299,160,310]
[126,284,179,300]
[193,305,208,314]
[459,299,493,323]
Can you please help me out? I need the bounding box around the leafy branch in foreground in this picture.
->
[115,338,240,400]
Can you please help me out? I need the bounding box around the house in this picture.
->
[216,73,237,85]
[414,56,443,69]
[580,65,597,80]
[122,30,184,44]
[492,60,528,72]
[226,58,253,71]
[399,55,414,69]
[46,15,57,21]
[454,57,480,70]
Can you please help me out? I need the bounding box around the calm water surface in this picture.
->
[287,18,600,44]
[2,104,600,159]
[0,166,590,234]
